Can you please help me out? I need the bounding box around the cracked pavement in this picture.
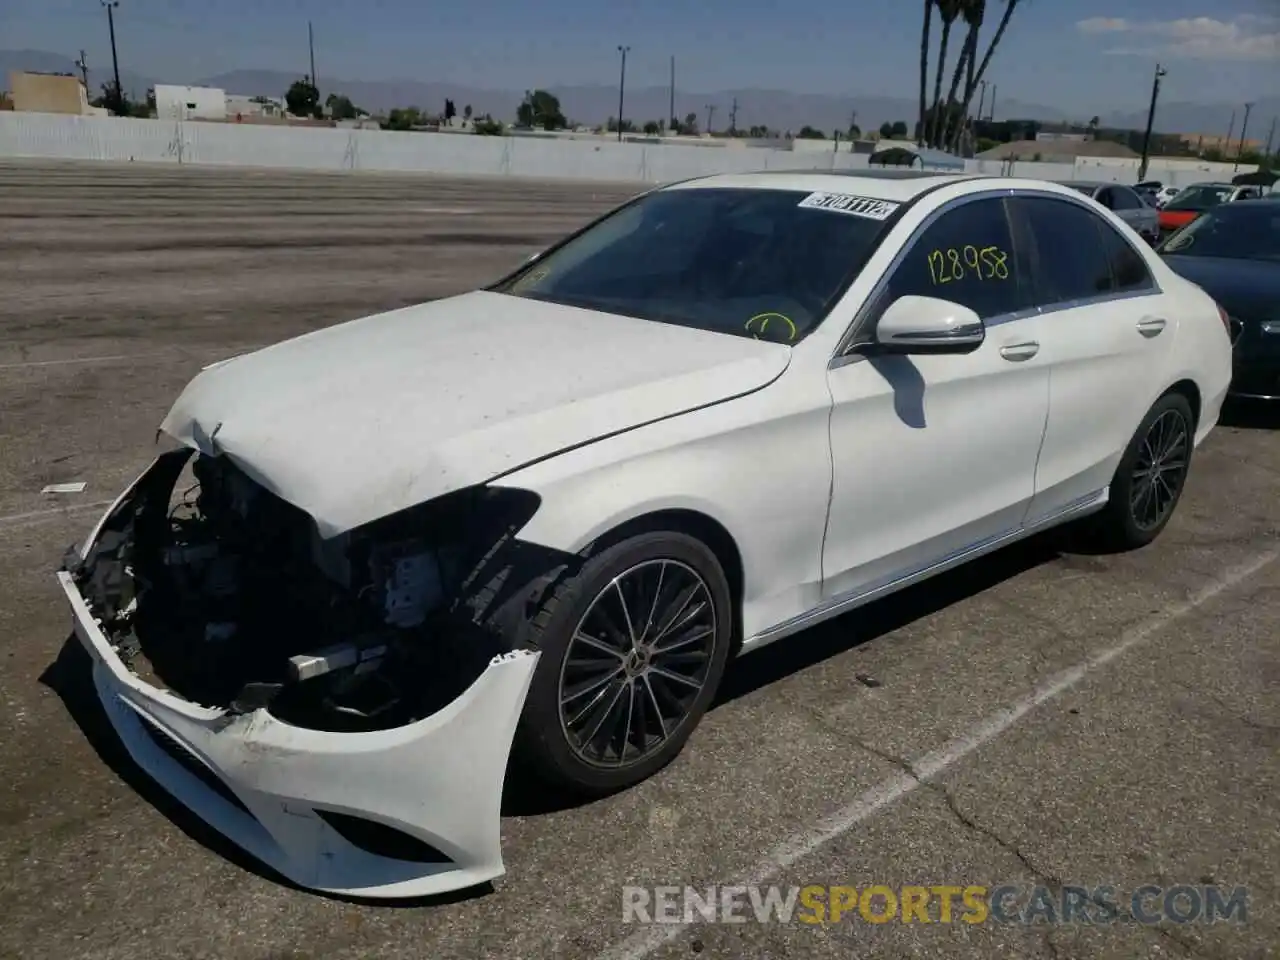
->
[1,162,1278,960]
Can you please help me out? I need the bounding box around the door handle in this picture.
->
[999,341,1040,361]
[1137,316,1167,337]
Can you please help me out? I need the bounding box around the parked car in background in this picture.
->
[1159,198,1280,401]
[1158,182,1265,236]
[1151,185,1181,207]
[1058,181,1161,243]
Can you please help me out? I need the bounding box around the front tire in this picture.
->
[509,531,733,798]
[1086,392,1195,551]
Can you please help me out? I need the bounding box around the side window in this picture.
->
[1096,220,1156,292]
[1018,198,1113,306]
[1094,187,1115,209]
[879,197,1027,320]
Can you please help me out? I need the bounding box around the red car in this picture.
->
[1158,182,1265,236]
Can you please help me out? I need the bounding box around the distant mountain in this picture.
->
[3,50,1276,143]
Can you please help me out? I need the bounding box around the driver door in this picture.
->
[820,195,1051,601]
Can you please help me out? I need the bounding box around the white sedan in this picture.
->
[59,171,1233,898]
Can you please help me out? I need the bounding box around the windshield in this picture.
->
[1159,204,1280,262]
[1165,185,1233,212]
[492,187,898,343]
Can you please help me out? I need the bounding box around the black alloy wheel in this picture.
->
[509,530,733,797]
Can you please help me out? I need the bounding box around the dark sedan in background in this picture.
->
[1159,199,1280,401]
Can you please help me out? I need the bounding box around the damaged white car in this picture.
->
[59,171,1232,898]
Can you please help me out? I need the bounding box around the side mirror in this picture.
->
[871,295,985,354]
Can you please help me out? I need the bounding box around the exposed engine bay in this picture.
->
[65,448,544,731]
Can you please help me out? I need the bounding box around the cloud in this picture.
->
[1077,17,1129,34]
[1074,14,1280,61]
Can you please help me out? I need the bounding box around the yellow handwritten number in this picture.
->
[928,246,1010,284]
[979,246,1010,279]
[927,249,949,285]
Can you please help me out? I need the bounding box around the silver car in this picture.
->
[1056,181,1161,244]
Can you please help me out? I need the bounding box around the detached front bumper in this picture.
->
[58,466,539,899]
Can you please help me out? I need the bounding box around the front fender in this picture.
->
[496,375,834,640]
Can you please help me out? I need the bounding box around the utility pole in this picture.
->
[728,97,738,136]
[308,21,317,93]
[616,45,630,142]
[1234,101,1254,170]
[1264,116,1277,164]
[668,55,675,132]
[705,103,715,134]
[75,50,89,90]
[987,84,997,121]
[1224,110,1235,155]
[1136,63,1166,182]
[976,80,988,126]
[101,1,122,114]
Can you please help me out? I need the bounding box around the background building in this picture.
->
[154,84,226,121]
[8,71,106,116]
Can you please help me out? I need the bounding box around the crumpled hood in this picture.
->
[161,291,791,537]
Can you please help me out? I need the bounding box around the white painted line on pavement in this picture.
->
[0,353,167,371]
[41,482,87,494]
[0,500,114,529]
[597,548,1279,960]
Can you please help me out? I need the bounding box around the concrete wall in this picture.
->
[0,113,1257,187]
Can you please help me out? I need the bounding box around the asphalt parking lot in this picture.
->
[1,159,1277,960]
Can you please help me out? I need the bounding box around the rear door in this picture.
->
[1008,194,1176,522]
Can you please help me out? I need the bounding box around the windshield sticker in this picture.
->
[798,192,901,220]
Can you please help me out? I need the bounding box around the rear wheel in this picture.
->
[509,531,733,797]
[1084,392,1195,551]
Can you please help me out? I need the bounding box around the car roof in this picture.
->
[1053,180,1125,189]
[662,170,985,203]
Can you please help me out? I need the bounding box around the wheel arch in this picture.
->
[579,508,747,652]
[1163,378,1202,431]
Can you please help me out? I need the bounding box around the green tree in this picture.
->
[325,93,358,120]
[797,125,825,139]
[879,121,894,138]
[463,104,473,120]
[891,120,909,137]
[383,106,423,131]
[516,89,567,130]
[642,120,661,134]
[285,78,320,117]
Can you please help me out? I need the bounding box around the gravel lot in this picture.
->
[1,160,1277,960]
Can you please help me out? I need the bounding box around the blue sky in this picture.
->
[4,0,1277,109]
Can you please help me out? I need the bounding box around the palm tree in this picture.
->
[940,0,985,149]
[926,0,963,148]
[949,0,1024,147]
[918,0,933,146]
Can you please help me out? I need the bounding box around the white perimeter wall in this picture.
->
[0,113,1256,187]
